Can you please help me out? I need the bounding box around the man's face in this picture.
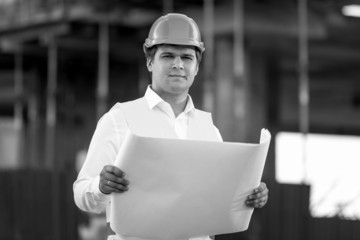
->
[147,45,199,97]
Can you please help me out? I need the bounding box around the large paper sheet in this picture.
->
[110,129,271,239]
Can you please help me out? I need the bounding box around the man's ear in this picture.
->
[146,58,152,72]
[195,64,199,76]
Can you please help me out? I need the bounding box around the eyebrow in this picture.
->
[182,53,195,58]
[160,51,195,58]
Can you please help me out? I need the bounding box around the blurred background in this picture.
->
[1,0,360,239]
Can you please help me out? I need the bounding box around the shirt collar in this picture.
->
[144,85,195,114]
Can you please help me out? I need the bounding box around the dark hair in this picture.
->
[144,44,203,64]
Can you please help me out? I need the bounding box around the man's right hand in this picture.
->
[99,165,129,194]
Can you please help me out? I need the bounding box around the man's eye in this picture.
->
[182,56,193,61]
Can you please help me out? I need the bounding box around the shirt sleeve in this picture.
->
[73,108,128,214]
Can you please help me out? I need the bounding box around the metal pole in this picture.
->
[14,49,23,129]
[97,22,109,119]
[203,0,215,112]
[233,0,245,79]
[233,0,247,141]
[45,38,60,240]
[46,38,57,169]
[14,48,24,167]
[298,0,309,183]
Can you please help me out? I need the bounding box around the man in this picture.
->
[74,13,269,240]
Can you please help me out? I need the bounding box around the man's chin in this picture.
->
[168,77,187,83]
[168,84,190,94]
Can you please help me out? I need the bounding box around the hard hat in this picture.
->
[143,13,205,54]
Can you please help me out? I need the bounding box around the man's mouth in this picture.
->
[169,74,186,79]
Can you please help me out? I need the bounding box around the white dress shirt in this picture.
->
[74,86,222,240]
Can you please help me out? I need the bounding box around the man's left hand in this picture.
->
[245,182,268,208]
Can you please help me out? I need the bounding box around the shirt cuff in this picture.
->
[92,175,111,202]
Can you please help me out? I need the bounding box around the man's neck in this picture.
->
[149,86,189,117]
[162,94,188,117]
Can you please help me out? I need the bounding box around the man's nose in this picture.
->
[172,57,184,69]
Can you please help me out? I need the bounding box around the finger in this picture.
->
[105,180,129,192]
[246,196,267,208]
[99,180,113,195]
[100,166,129,187]
[246,183,269,208]
[251,183,267,198]
[105,178,129,190]
[104,165,126,177]
[100,183,127,194]
[247,190,267,201]
[246,190,268,202]
[99,167,127,194]
[254,182,267,193]
[255,197,268,208]
[246,199,258,207]
[104,173,129,186]
[100,179,128,194]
